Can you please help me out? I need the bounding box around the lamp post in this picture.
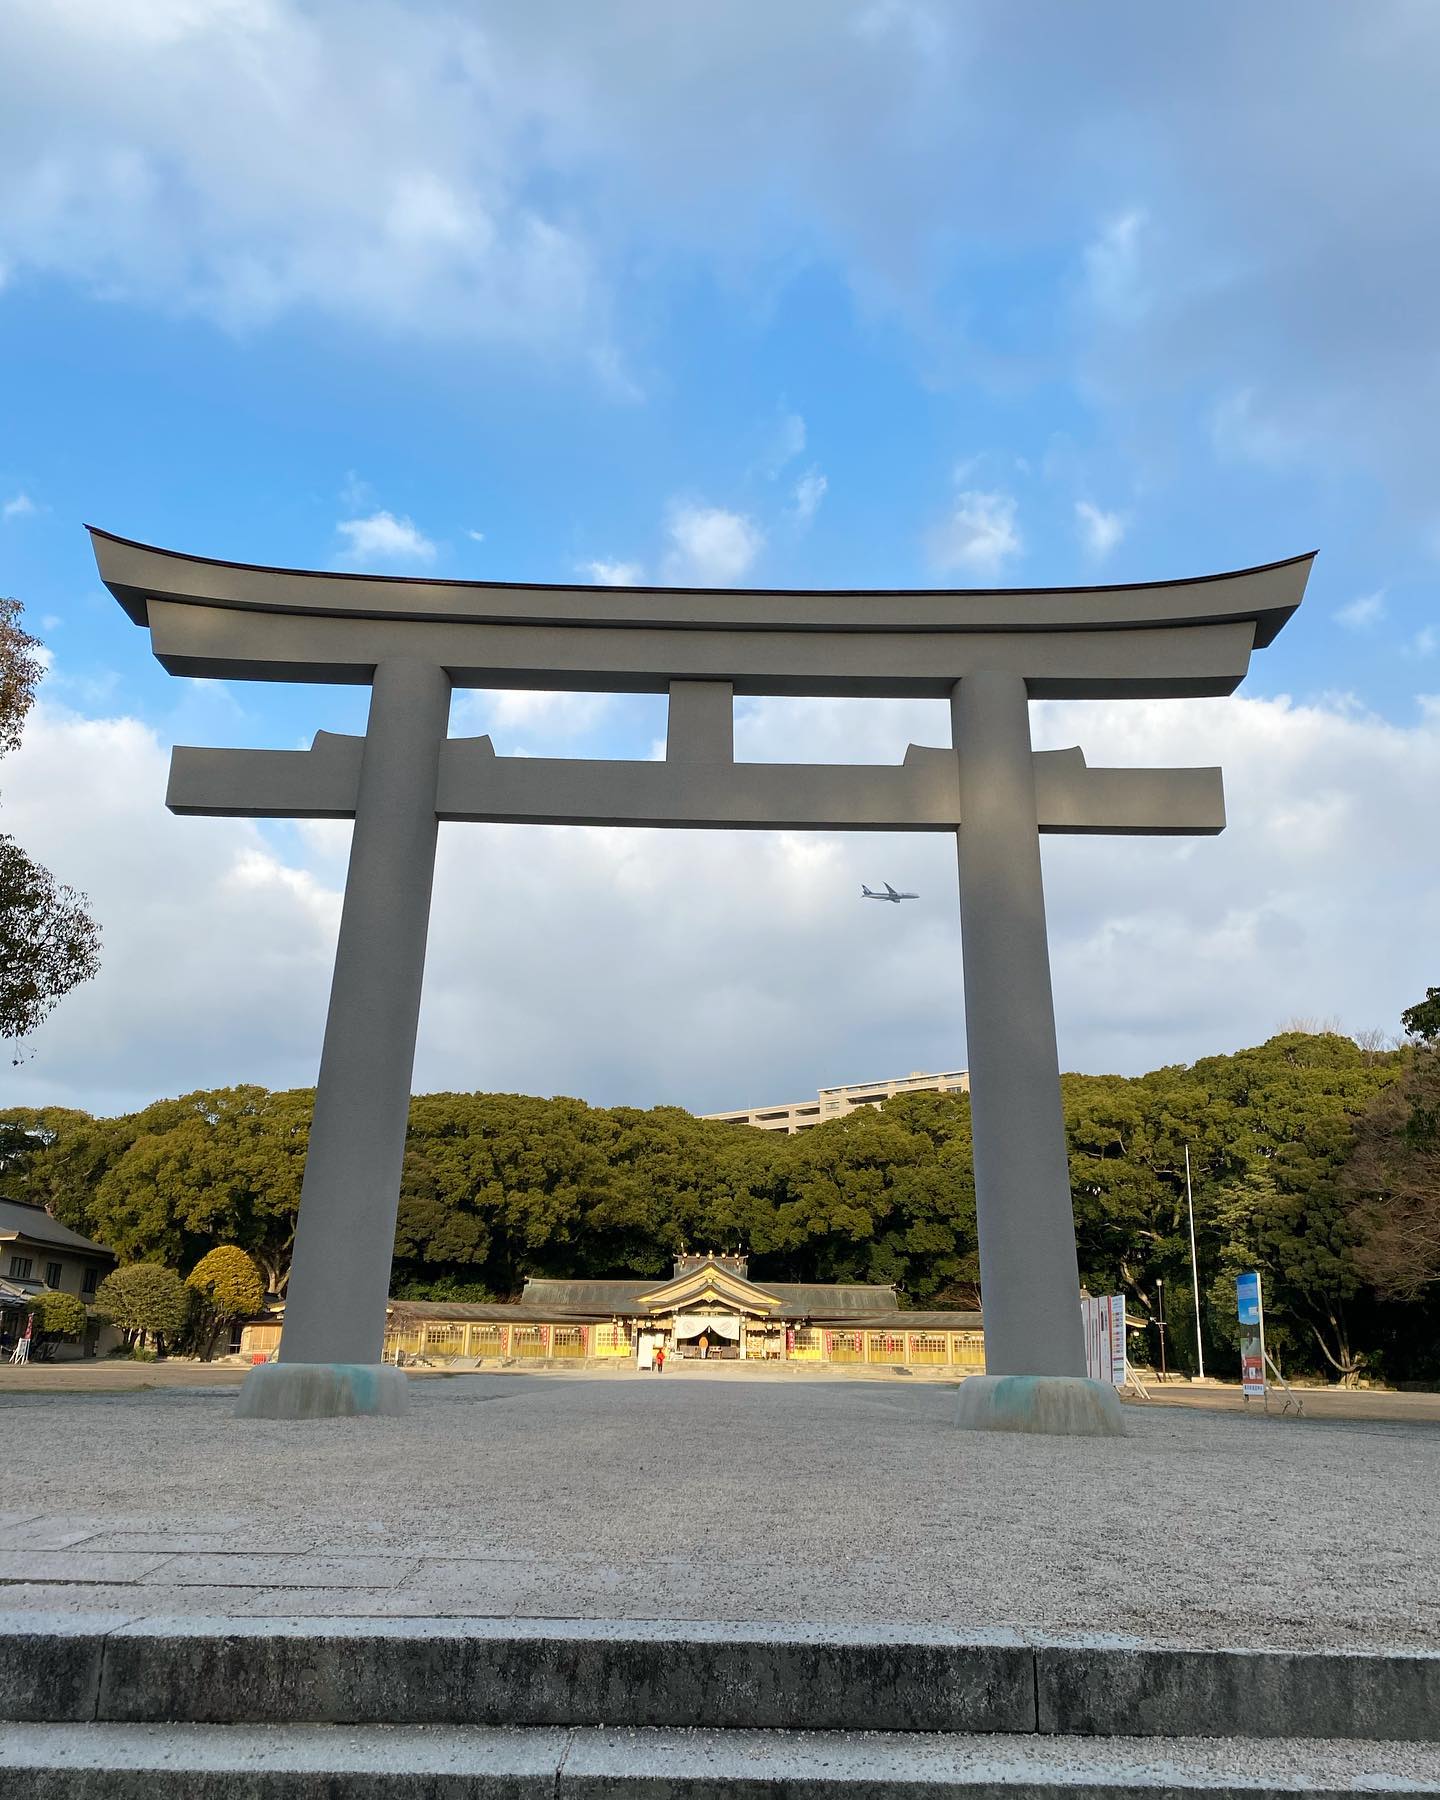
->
[1185,1144,1206,1380]
[1156,1277,1168,1382]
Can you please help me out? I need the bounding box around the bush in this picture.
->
[27,1289,87,1342]
[93,1263,191,1353]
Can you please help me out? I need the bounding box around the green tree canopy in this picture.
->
[1344,1039,1440,1303]
[6,1024,1437,1383]
[1402,988,1440,1046]
[188,1245,266,1315]
[186,1245,265,1358]
[0,597,100,1049]
[27,1289,87,1342]
[93,1263,191,1351]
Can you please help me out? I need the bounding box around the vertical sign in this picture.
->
[1081,1295,1127,1389]
[1236,1271,1265,1397]
[1108,1294,1126,1389]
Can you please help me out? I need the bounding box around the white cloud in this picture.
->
[2,492,36,520]
[452,688,614,742]
[467,529,486,544]
[6,686,1440,1116]
[1,702,341,1113]
[335,510,436,566]
[762,410,807,476]
[1408,625,1438,659]
[665,504,763,585]
[1082,208,1148,319]
[926,489,1021,577]
[790,470,828,527]
[1334,591,1387,632]
[4,1,1440,523]
[0,0,600,354]
[579,559,644,585]
[1074,500,1125,559]
[1209,388,1311,472]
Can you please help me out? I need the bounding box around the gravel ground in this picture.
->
[3,1371,1437,1648]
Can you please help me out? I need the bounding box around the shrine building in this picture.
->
[377,1253,985,1370]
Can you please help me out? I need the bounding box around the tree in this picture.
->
[93,1263,191,1354]
[27,1289,87,1349]
[0,596,101,1050]
[1179,1031,1400,1384]
[76,1088,308,1293]
[1344,1044,1440,1302]
[11,1026,1440,1382]
[186,1246,265,1359]
[1401,988,1440,1046]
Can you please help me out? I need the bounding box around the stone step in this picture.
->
[2,1722,1439,1798]
[5,1615,1439,1744]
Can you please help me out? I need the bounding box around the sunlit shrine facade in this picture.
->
[379,1253,985,1370]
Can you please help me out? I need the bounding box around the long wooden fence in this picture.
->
[377,1319,986,1368]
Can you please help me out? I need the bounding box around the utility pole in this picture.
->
[1156,1276,1167,1381]
[1185,1143,1206,1379]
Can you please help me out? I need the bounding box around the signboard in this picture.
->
[1236,1270,1265,1397]
[1081,1294,1127,1389]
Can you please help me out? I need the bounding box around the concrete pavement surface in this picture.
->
[4,1723,1440,1797]
[2,1369,1436,1648]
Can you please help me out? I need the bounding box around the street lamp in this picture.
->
[1156,1277,1167,1381]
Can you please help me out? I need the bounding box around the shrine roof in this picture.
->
[822,1309,984,1331]
[519,1275,901,1321]
[385,1294,980,1331]
[386,1300,614,1325]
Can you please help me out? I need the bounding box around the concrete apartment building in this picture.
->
[704,1068,971,1135]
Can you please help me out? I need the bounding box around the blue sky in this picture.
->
[2,1,1437,1115]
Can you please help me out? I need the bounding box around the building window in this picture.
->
[7,1257,32,1281]
[82,1268,100,1296]
[44,1262,63,1288]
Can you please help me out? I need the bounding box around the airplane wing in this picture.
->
[885,883,899,898]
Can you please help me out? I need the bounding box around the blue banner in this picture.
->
[1236,1271,1264,1395]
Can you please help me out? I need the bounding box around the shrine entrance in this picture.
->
[673,1315,743,1360]
[90,526,1310,1429]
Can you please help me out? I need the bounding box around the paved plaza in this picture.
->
[4,1368,1437,1650]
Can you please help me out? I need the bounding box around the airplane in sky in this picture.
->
[862,882,918,903]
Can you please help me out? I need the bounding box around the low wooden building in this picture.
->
[382,1253,985,1370]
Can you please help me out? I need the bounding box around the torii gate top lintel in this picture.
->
[89,528,1311,700]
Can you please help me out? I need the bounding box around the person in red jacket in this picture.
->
[654,1345,666,1374]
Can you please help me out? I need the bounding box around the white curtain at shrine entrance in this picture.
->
[674,1312,741,1340]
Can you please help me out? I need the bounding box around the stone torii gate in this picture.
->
[91,528,1310,1430]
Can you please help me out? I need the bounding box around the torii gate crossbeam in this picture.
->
[90,529,1310,1432]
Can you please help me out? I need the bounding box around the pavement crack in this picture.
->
[554,1725,576,1796]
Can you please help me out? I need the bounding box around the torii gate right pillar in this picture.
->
[951,671,1122,1433]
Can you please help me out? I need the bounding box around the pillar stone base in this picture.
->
[955,1374,1126,1438]
[236,1363,409,1421]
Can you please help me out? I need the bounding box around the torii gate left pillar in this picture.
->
[88,526,1309,1430]
[273,661,450,1410]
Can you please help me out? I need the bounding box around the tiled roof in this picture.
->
[814,1309,984,1330]
[0,1199,116,1259]
[518,1276,905,1322]
[386,1300,614,1324]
